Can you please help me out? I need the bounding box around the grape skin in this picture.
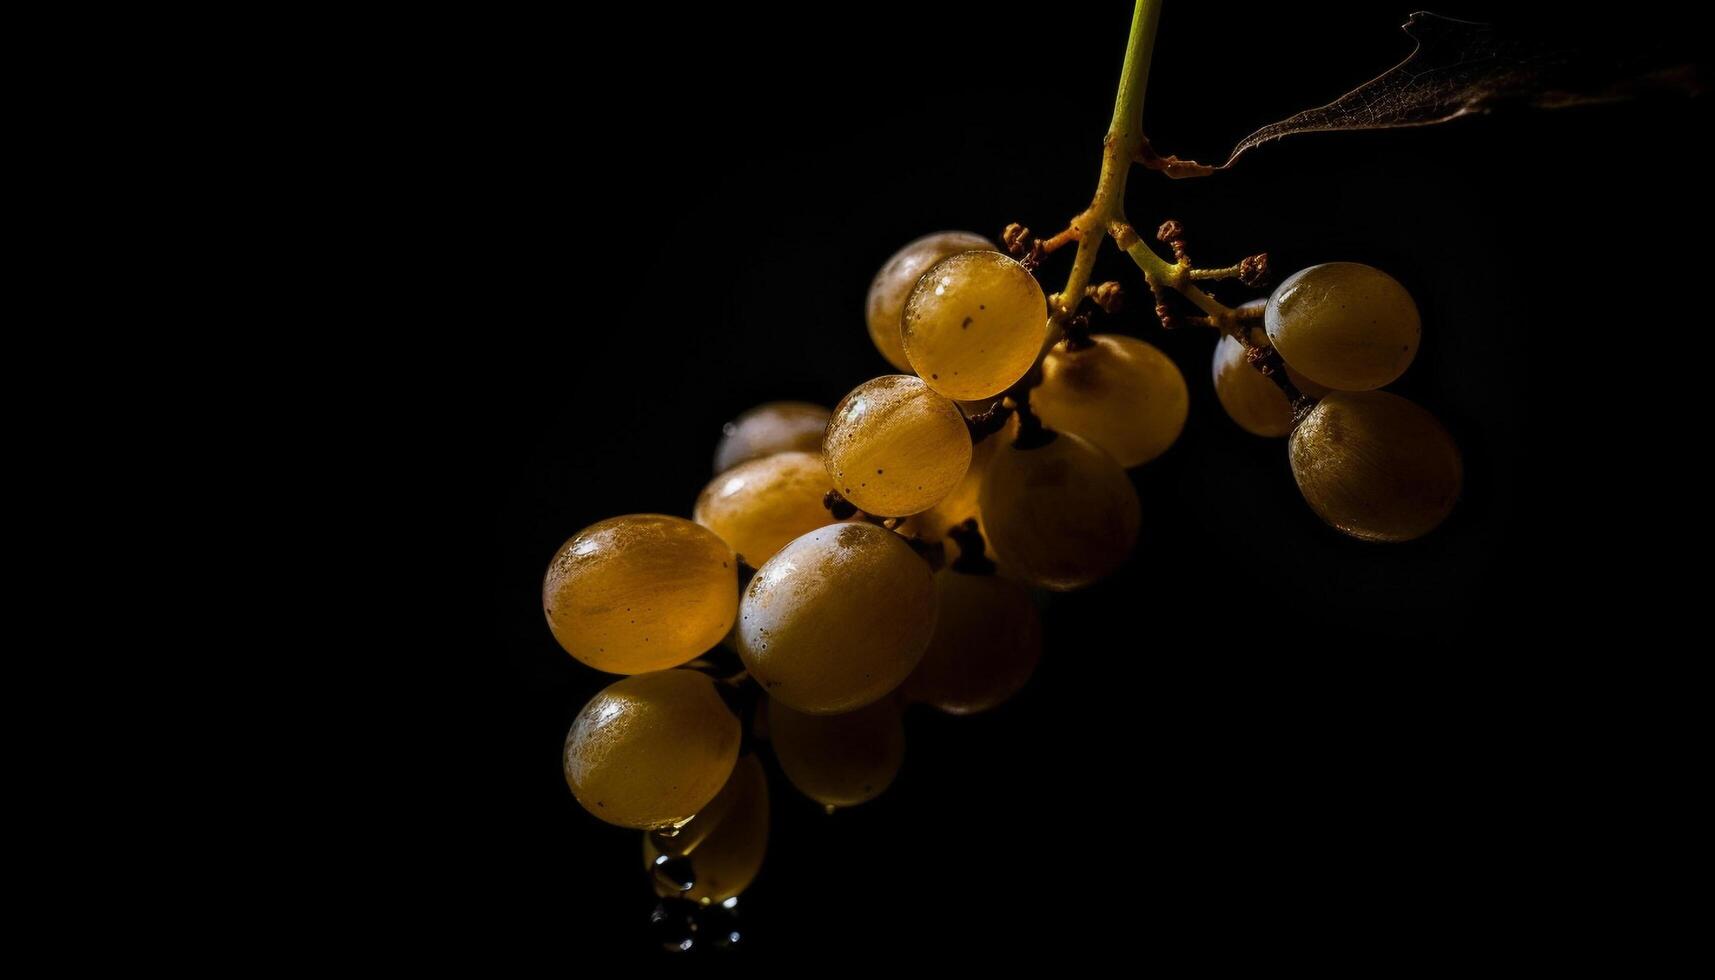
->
[904,569,1042,715]
[1289,390,1462,542]
[979,431,1140,590]
[823,375,971,518]
[866,231,995,372]
[1211,304,1331,438]
[713,401,831,474]
[769,696,905,809]
[564,670,741,829]
[543,514,737,674]
[1031,334,1187,467]
[1265,262,1420,391]
[694,451,837,565]
[736,523,937,715]
[903,250,1049,401]
[642,754,769,904]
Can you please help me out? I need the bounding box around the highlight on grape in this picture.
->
[540,0,1466,951]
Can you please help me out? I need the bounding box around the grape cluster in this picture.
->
[545,233,1460,940]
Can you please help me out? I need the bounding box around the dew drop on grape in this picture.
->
[866,231,995,372]
[823,375,971,517]
[543,514,738,673]
[1031,334,1187,467]
[1265,262,1420,391]
[903,250,1049,401]
[642,754,769,905]
[1289,390,1462,542]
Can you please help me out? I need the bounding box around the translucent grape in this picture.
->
[1265,262,1420,391]
[904,569,1042,715]
[903,250,1048,401]
[642,754,769,904]
[694,451,836,565]
[1031,334,1188,467]
[1212,303,1331,438]
[980,430,1140,590]
[866,231,995,372]
[769,696,905,810]
[564,670,741,829]
[1289,390,1462,542]
[823,375,971,517]
[737,523,937,715]
[713,401,831,474]
[544,515,737,674]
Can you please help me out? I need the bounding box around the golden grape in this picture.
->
[737,523,937,715]
[980,430,1140,590]
[1211,306,1331,438]
[903,250,1048,401]
[769,696,905,810]
[1265,262,1420,391]
[564,670,741,829]
[904,570,1041,715]
[823,375,971,517]
[543,515,737,673]
[866,231,995,372]
[713,401,831,474]
[1031,334,1188,467]
[642,754,769,904]
[694,451,837,565]
[1289,390,1462,542]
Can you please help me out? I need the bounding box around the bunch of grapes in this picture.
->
[544,226,1461,943]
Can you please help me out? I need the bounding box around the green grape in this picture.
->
[694,451,837,565]
[903,250,1048,401]
[737,523,937,715]
[769,696,905,810]
[823,375,971,517]
[979,430,1140,590]
[904,569,1041,715]
[1265,262,1420,391]
[543,515,737,674]
[642,754,769,904]
[713,401,831,474]
[564,670,741,829]
[1212,302,1331,438]
[866,231,995,372]
[1290,390,1462,542]
[1031,334,1188,467]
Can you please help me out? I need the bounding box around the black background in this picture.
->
[440,0,1707,963]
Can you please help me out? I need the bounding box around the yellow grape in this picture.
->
[642,754,769,904]
[980,430,1140,590]
[713,401,830,474]
[769,696,905,810]
[903,250,1048,401]
[866,231,995,372]
[904,569,1041,715]
[1289,390,1462,542]
[694,451,836,565]
[1031,334,1188,467]
[564,670,741,829]
[823,375,971,517]
[1212,304,1331,438]
[1265,262,1420,391]
[543,515,737,674]
[737,523,936,715]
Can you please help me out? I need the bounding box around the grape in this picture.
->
[694,451,837,565]
[1031,334,1188,467]
[769,696,905,810]
[1212,302,1331,438]
[980,430,1140,590]
[906,423,1004,559]
[904,569,1042,715]
[643,754,769,905]
[544,515,737,674]
[903,250,1048,401]
[1265,262,1420,391]
[868,231,997,372]
[736,523,937,715]
[1289,390,1462,542]
[823,375,971,517]
[713,401,831,474]
[564,670,741,829]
